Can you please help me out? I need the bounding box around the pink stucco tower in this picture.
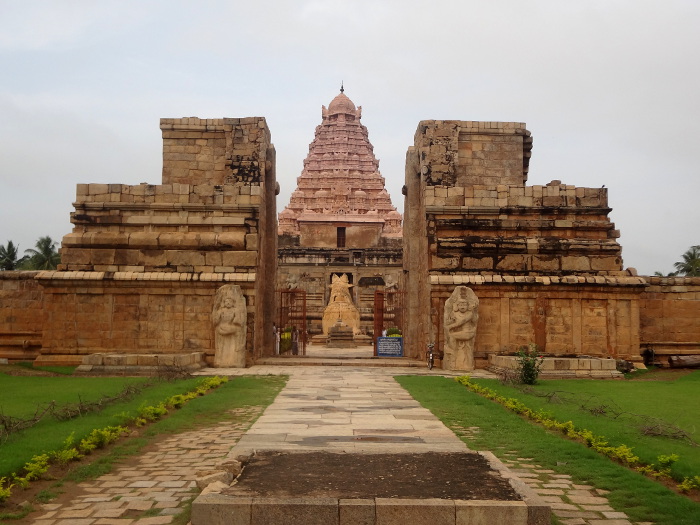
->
[278,88,402,248]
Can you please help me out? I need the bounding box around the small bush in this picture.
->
[78,426,127,454]
[137,402,168,422]
[516,343,544,385]
[678,475,700,492]
[0,477,13,502]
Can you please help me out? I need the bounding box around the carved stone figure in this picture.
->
[212,285,247,367]
[443,286,479,371]
[286,273,300,290]
[384,273,398,290]
[321,273,361,335]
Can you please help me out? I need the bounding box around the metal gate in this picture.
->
[277,289,307,356]
[373,290,405,352]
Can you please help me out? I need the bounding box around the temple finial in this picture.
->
[340,81,344,93]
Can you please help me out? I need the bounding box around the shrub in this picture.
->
[386,327,402,336]
[678,475,700,492]
[516,343,544,385]
[137,402,168,422]
[22,454,50,481]
[0,477,13,502]
[78,426,128,453]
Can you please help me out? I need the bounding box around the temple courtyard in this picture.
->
[7,363,666,525]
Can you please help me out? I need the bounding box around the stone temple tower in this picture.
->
[278,88,402,243]
[278,88,403,338]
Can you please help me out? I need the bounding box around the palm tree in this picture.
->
[673,245,700,277]
[0,240,21,270]
[23,236,61,270]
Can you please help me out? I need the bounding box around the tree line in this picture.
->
[0,237,61,271]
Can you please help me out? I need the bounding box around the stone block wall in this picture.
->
[639,276,700,357]
[430,276,644,367]
[32,116,278,366]
[403,120,631,364]
[34,272,256,366]
[161,117,270,186]
[414,121,532,187]
[0,272,43,361]
[426,181,622,275]
[60,183,262,273]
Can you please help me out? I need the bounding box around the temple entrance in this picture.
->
[277,289,307,356]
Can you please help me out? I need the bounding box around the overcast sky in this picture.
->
[1,0,698,275]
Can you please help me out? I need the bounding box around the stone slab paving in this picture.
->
[28,407,261,524]
[227,367,473,456]
[453,428,654,525]
[25,366,653,524]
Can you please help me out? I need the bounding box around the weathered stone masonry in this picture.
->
[1,115,699,369]
[31,117,277,366]
[403,120,679,366]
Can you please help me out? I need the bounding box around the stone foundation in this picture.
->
[75,352,206,376]
[488,355,622,379]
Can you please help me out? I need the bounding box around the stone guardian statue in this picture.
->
[443,286,479,371]
[212,285,247,367]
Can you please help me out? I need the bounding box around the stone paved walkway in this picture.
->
[504,456,652,525]
[28,407,261,525]
[26,366,653,524]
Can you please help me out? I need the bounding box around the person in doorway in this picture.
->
[292,327,299,355]
[273,323,280,355]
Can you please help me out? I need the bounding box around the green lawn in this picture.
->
[470,371,700,480]
[0,374,285,477]
[397,375,700,525]
[0,374,149,418]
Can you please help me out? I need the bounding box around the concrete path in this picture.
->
[26,366,653,524]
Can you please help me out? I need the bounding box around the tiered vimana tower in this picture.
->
[278,88,403,340]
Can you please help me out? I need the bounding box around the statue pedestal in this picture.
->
[327,322,356,348]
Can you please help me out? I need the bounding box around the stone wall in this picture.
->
[415,120,532,187]
[403,120,637,366]
[161,117,269,186]
[430,276,644,368]
[34,272,255,366]
[640,276,700,358]
[0,272,43,361]
[33,116,277,366]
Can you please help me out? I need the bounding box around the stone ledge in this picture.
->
[35,271,256,282]
[75,352,206,376]
[488,355,623,379]
[429,275,646,287]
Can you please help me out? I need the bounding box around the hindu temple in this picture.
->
[0,90,699,373]
[277,88,403,343]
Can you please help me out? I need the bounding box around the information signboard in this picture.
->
[376,337,403,357]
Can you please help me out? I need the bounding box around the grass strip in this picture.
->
[1,376,225,476]
[1,375,285,522]
[397,375,700,525]
[468,372,700,480]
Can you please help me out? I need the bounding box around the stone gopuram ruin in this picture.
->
[402,120,699,371]
[1,117,278,369]
[1,95,699,371]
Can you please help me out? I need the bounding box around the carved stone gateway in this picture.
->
[443,286,479,371]
[212,285,247,368]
